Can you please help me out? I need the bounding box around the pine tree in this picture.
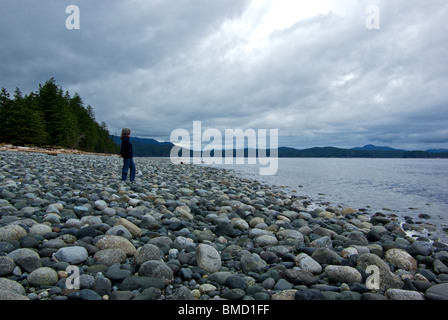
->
[0,78,118,153]
[9,87,27,145]
[25,92,48,146]
[52,91,77,148]
[0,87,13,142]
[69,92,88,149]
[37,78,60,145]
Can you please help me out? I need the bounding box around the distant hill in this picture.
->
[351,144,406,152]
[426,148,448,153]
[353,144,448,154]
[277,145,448,158]
[111,135,174,157]
[112,137,448,159]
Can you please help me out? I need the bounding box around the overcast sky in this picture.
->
[1,0,447,150]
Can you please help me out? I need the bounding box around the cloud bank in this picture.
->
[1,0,447,150]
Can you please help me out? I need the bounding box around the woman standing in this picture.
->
[119,127,136,182]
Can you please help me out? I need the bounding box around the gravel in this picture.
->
[0,151,447,300]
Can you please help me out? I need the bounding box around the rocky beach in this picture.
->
[0,150,447,301]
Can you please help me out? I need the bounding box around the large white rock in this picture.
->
[0,224,27,241]
[324,265,362,283]
[294,253,322,275]
[94,200,108,211]
[196,244,222,273]
[95,235,137,256]
[53,246,88,265]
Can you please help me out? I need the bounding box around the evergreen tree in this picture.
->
[0,87,13,142]
[9,87,28,145]
[51,91,77,148]
[0,78,118,153]
[37,78,60,145]
[24,92,48,146]
[69,92,88,149]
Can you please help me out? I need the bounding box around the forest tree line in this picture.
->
[0,78,118,153]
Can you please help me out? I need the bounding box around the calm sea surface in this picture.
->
[205,158,448,241]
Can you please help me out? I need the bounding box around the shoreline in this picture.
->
[0,144,117,157]
[203,157,448,244]
[0,151,447,300]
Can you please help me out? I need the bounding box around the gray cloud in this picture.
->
[1,0,447,150]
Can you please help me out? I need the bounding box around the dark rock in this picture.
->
[180,267,193,281]
[370,216,391,225]
[416,268,437,282]
[76,226,98,239]
[119,275,165,291]
[407,241,433,256]
[178,251,193,265]
[105,266,132,281]
[259,269,281,283]
[433,259,448,274]
[321,291,342,300]
[0,242,16,253]
[281,253,295,262]
[425,283,448,300]
[49,286,62,296]
[361,292,388,300]
[138,260,174,285]
[274,278,293,290]
[172,286,194,300]
[85,264,108,275]
[109,290,135,300]
[295,288,325,300]
[39,248,58,258]
[251,291,270,300]
[412,280,432,292]
[133,287,161,300]
[8,248,42,272]
[214,222,237,237]
[284,269,317,286]
[366,230,382,242]
[79,289,102,300]
[349,283,368,293]
[221,288,245,300]
[310,284,340,292]
[134,244,162,266]
[20,236,39,248]
[225,275,247,290]
[340,291,361,300]
[0,255,16,276]
[92,276,111,296]
[168,221,184,231]
[434,251,448,265]
[240,251,267,274]
[403,278,417,291]
[346,232,369,246]
[245,285,264,295]
[167,261,180,275]
[311,247,342,265]
[261,277,275,290]
[260,251,278,264]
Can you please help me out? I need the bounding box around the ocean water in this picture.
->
[205,158,448,241]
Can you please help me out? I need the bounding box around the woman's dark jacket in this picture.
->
[120,136,133,159]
